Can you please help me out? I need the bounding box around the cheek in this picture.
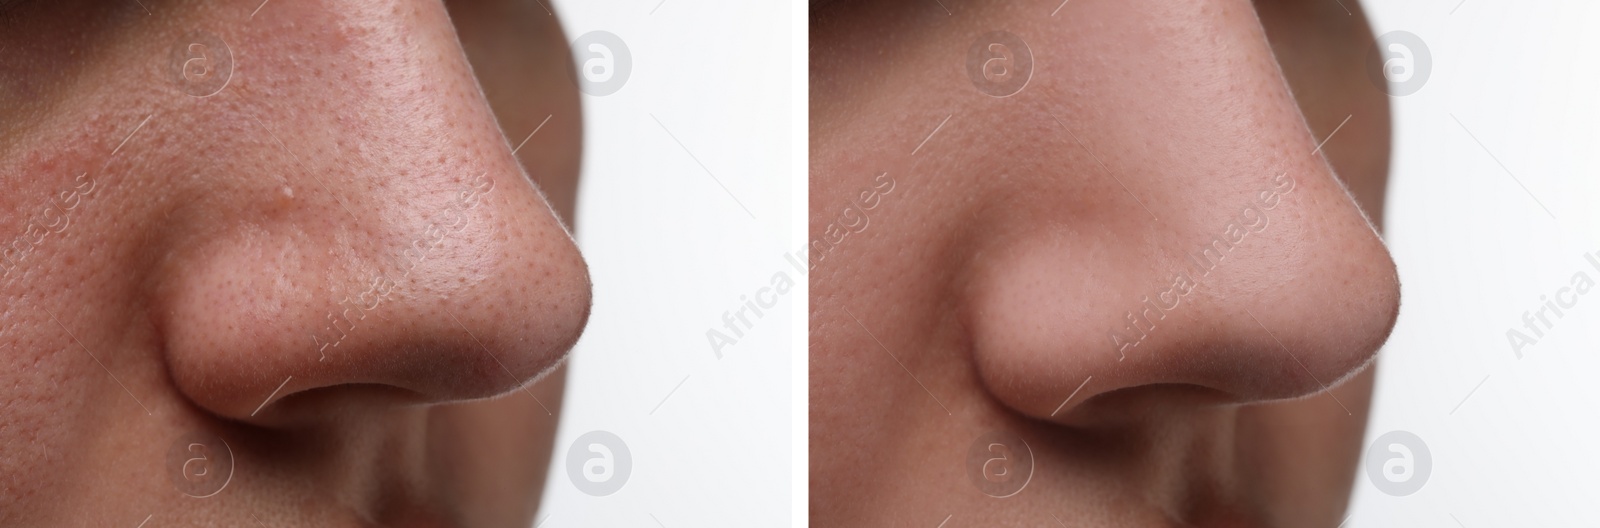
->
[0,131,157,514]
[0,311,142,523]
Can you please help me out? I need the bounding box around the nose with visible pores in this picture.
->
[148,3,592,424]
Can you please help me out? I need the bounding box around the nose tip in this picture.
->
[155,171,592,424]
[963,169,1400,423]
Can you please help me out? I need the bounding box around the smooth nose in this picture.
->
[959,1,1399,423]
[150,3,590,423]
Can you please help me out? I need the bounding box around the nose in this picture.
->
[959,2,1400,423]
[150,4,591,423]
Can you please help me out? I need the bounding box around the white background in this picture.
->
[1353,0,1600,526]
[538,1,796,526]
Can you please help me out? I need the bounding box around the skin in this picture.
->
[811,0,1399,526]
[0,0,589,526]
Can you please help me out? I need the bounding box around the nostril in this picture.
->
[185,304,581,425]
[251,383,433,424]
[1053,383,1239,427]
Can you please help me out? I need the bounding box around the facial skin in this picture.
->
[811,0,1399,526]
[0,1,589,526]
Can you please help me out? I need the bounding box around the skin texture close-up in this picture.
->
[810,0,1400,526]
[0,0,589,526]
